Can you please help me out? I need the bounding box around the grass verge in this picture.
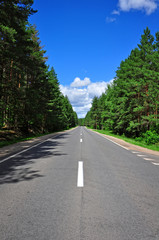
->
[90,128,159,152]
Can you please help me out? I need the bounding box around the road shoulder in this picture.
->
[0,128,75,161]
[89,129,159,157]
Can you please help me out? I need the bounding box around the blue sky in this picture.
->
[29,0,159,118]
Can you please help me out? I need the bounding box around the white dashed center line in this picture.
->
[77,161,84,187]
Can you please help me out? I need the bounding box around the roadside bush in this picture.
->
[143,130,159,145]
[135,136,143,142]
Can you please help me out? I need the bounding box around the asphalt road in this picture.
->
[0,126,159,240]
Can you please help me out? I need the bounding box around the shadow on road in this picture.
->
[0,133,69,185]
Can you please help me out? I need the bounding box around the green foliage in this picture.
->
[78,118,85,126]
[0,1,77,136]
[143,130,159,145]
[84,27,159,142]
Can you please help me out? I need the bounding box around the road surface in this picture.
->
[0,127,159,240]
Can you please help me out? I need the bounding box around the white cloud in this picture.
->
[106,17,116,23]
[60,78,112,118]
[87,81,108,98]
[112,10,120,15]
[118,0,158,15]
[73,104,92,119]
[70,77,91,87]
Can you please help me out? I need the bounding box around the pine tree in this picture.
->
[0,0,36,129]
[84,28,159,137]
[0,1,77,135]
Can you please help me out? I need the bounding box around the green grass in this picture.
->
[90,128,159,152]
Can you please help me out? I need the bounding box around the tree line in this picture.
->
[85,28,159,140]
[0,0,78,135]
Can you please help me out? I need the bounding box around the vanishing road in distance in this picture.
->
[0,127,159,240]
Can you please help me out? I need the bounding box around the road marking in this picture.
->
[0,136,60,164]
[88,129,129,150]
[144,158,154,161]
[103,136,129,150]
[137,154,147,157]
[80,139,83,143]
[77,161,84,187]
[152,162,159,166]
[132,152,140,154]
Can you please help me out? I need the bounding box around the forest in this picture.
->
[85,27,159,144]
[0,0,78,141]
